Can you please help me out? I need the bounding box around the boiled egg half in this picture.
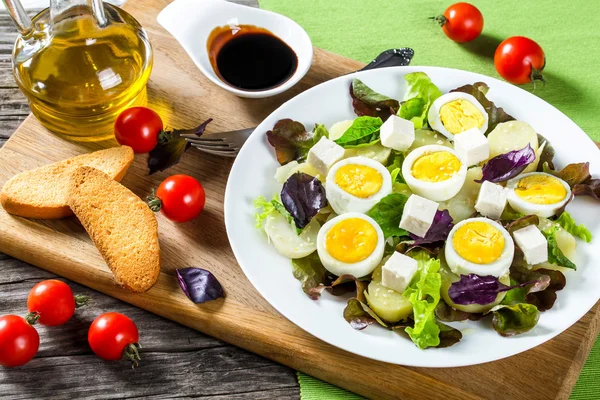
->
[402,144,467,201]
[445,217,514,277]
[326,156,392,214]
[317,213,385,277]
[428,92,489,140]
[506,172,572,218]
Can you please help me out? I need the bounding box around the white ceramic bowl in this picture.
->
[157,0,313,98]
[224,66,600,367]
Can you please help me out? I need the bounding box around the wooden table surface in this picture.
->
[0,2,303,399]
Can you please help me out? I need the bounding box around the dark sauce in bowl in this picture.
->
[207,25,298,91]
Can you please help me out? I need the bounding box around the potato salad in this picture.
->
[254,72,598,349]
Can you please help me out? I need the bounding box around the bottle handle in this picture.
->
[1,0,34,37]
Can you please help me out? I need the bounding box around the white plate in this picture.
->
[224,66,600,367]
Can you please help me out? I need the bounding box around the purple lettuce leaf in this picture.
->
[574,179,600,200]
[448,273,550,306]
[409,209,454,244]
[544,162,591,187]
[491,303,540,337]
[476,144,536,183]
[436,321,463,348]
[281,172,327,229]
[176,268,224,304]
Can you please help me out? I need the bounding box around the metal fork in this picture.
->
[183,48,414,157]
[181,127,254,157]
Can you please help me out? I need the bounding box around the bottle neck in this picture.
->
[2,0,34,36]
[50,0,107,27]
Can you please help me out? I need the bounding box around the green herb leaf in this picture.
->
[491,303,540,337]
[555,211,592,243]
[404,255,442,349]
[401,72,443,129]
[334,116,383,148]
[366,193,410,239]
[541,226,577,270]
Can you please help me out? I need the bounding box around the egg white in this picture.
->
[326,156,392,214]
[402,144,467,202]
[317,213,385,277]
[445,217,514,278]
[506,172,572,218]
[428,92,489,140]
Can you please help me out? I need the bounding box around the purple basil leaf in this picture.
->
[476,144,536,183]
[281,172,327,229]
[176,268,224,304]
[409,209,454,244]
[448,274,540,305]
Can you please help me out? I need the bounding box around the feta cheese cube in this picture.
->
[453,127,489,166]
[381,251,419,294]
[475,181,509,219]
[307,137,345,175]
[399,194,438,237]
[380,115,415,151]
[513,225,548,265]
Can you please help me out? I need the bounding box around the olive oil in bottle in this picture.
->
[11,3,153,141]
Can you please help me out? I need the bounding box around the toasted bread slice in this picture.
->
[67,166,160,293]
[0,146,134,219]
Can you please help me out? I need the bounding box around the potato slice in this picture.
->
[365,281,413,323]
[344,142,392,164]
[487,121,539,173]
[328,120,354,141]
[438,167,483,223]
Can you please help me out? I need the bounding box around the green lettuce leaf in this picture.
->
[491,303,540,337]
[253,194,298,233]
[398,97,426,129]
[366,193,410,239]
[500,204,525,221]
[386,151,406,183]
[508,267,566,311]
[291,253,330,300]
[541,225,577,270]
[555,211,592,243]
[313,124,329,143]
[400,72,442,129]
[334,116,383,148]
[404,253,442,349]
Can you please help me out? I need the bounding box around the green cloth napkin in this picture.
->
[258,0,600,398]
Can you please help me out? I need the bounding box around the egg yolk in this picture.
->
[411,151,461,182]
[440,99,485,135]
[452,221,505,265]
[335,164,383,198]
[325,218,378,264]
[515,175,567,204]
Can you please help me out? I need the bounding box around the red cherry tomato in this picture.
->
[0,315,40,368]
[494,36,546,85]
[435,2,483,43]
[150,174,206,223]
[27,280,78,326]
[88,312,141,366]
[114,107,164,153]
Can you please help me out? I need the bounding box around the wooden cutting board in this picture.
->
[0,1,598,398]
